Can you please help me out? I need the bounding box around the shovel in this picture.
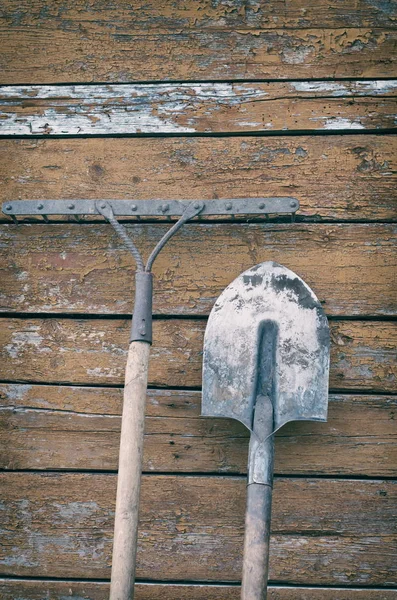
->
[202,261,330,599]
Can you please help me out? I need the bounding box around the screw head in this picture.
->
[259,202,266,209]
[290,200,297,208]
[160,203,170,213]
[100,203,106,209]
[5,204,12,211]
[37,203,44,210]
[131,204,137,211]
[193,202,200,210]
[225,202,232,211]
[68,203,75,210]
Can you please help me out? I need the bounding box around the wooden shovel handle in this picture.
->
[241,481,273,600]
[241,395,274,600]
[110,341,151,600]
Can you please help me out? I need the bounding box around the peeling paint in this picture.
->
[291,80,397,95]
[321,118,365,130]
[0,551,38,568]
[5,329,50,358]
[0,383,32,402]
[54,501,99,519]
[282,45,314,64]
[16,271,29,281]
[86,366,121,378]
[0,81,395,135]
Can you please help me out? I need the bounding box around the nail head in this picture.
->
[225,202,232,210]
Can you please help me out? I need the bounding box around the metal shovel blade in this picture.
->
[202,261,330,434]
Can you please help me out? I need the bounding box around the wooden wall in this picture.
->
[0,1,396,598]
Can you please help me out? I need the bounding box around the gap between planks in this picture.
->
[0,578,395,600]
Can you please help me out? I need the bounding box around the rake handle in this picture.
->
[110,341,151,600]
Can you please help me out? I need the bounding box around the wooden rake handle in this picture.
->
[110,341,151,600]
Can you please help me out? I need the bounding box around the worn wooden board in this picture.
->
[1,384,395,476]
[1,223,395,316]
[2,0,396,34]
[0,1,396,82]
[0,473,395,585]
[0,580,396,600]
[1,137,396,222]
[1,81,396,135]
[0,318,395,391]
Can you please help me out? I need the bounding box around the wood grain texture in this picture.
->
[1,137,396,221]
[1,385,395,477]
[0,318,395,391]
[1,223,395,316]
[1,580,396,600]
[109,341,150,600]
[2,0,396,33]
[0,1,396,82]
[0,473,395,585]
[1,81,396,135]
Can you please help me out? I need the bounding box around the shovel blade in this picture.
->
[202,262,330,433]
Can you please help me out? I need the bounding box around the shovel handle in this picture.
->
[241,394,275,600]
[241,481,273,600]
[110,341,151,600]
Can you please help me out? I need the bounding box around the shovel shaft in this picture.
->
[110,341,151,600]
[241,480,273,600]
[241,395,275,600]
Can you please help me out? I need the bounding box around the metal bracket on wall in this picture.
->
[2,197,299,219]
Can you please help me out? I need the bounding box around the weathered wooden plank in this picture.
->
[1,384,395,476]
[1,81,396,135]
[0,0,396,82]
[1,137,395,221]
[1,223,395,316]
[0,473,395,585]
[2,28,395,84]
[2,0,396,34]
[0,319,395,391]
[1,318,395,390]
[0,580,396,600]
